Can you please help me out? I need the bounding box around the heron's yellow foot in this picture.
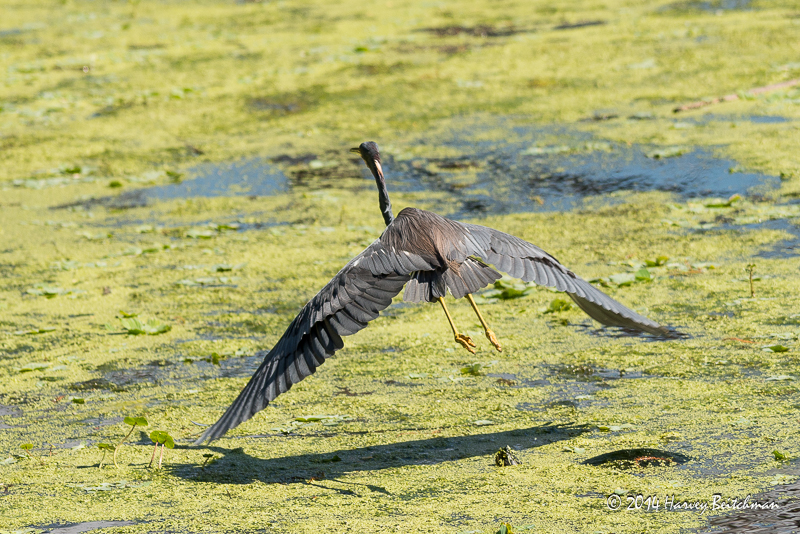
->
[455,333,477,354]
[485,329,502,352]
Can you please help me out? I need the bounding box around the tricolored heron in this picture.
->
[196,141,673,444]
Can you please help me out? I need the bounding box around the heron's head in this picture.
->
[350,141,383,181]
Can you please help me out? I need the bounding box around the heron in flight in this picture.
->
[196,141,672,444]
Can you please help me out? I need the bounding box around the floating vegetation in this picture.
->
[482,278,535,300]
[113,318,171,336]
[543,298,572,314]
[25,285,83,298]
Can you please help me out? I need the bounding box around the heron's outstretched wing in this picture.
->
[195,240,434,444]
[455,222,672,336]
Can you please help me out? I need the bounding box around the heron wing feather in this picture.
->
[195,240,418,444]
[458,223,671,336]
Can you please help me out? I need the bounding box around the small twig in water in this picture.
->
[746,264,756,298]
[674,79,800,113]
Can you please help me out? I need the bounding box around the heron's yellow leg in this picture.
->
[465,294,502,352]
[437,297,476,354]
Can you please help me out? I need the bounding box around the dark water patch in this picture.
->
[684,113,793,125]
[70,378,126,392]
[0,405,23,417]
[415,25,532,37]
[738,115,791,124]
[378,127,778,217]
[487,372,550,388]
[547,364,648,382]
[147,158,288,200]
[38,521,137,534]
[747,219,800,259]
[216,353,265,379]
[50,123,778,217]
[82,416,124,428]
[247,86,330,118]
[659,0,751,13]
[553,20,607,30]
[103,366,165,388]
[284,157,363,187]
[584,448,691,469]
[396,43,473,56]
[0,402,26,429]
[52,159,288,210]
[91,352,263,391]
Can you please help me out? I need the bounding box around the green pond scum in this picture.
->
[1,0,800,532]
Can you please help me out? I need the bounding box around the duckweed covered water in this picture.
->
[2,0,800,533]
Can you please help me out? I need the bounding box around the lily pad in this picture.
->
[13,326,57,335]
[150,430,175,448]
[460,363,484,376]
[123,416,148,426]
[26,285,67,298]
[543,298,572,314]
[186,228,216,239]
[608,273,636,287]
[119,318,171,335]
[17,362,49,373]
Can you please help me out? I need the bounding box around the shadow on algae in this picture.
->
[34,521,136,534]
[170,423,589,486]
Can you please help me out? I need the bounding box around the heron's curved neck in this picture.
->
[373,161,394,226]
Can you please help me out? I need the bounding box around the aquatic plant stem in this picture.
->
[113,422,138,469]
[148,443,158,468]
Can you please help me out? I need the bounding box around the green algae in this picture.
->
[4,178,800,533]
[2,1,800,533]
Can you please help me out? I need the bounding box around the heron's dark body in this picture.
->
[195,143,674,444]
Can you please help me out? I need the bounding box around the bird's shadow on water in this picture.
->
[169,423,589,488]
[572,323,690,341]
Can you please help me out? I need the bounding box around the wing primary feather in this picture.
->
[196,241,412,445]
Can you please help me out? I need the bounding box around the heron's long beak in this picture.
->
[349,147,360,153]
